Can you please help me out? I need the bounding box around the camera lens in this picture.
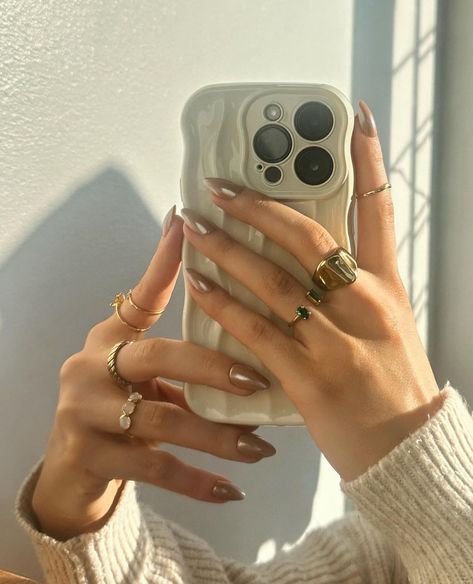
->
[294,147,334,185]
[294,101,334,141]
[264,166,282,184]
[264,103,282,121]
[253,124,292,164]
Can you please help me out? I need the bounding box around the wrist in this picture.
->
[32,437,123,540]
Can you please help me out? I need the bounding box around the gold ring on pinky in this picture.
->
[107,340,134,389]
[353,182,391,200]
[119,391,143,435]
[288,305,312,328]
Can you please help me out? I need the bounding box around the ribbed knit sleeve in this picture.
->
[341,381,473,583]
[15,457,378,583]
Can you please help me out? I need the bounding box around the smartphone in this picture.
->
[180,82,355,426]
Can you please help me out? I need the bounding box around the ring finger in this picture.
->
[86,386,275,463]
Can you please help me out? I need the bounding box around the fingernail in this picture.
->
[212,480,246,501]
[229,363,270,392]
[181,208,215,234]
[236,433,276,458]
[162,204,176,238]
[357,100,377,137]
[203,177,244,199]
[184,268,214,292]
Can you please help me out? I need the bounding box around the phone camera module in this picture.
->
[294,101,334,141]
[253,124,292,164]
[264,103,282,121]
[264,166,282,184]
[294,147,334,185]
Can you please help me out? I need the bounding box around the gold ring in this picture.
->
[107,340,134,389]
[127,289,167,315]
[312,247,358,291]
[110,292,151,333]
[305,287,325,306]
[119,391,143,435]
[353,182,391,199]
[288,305,312,328]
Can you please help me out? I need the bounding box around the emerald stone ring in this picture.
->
[288,305,312,328]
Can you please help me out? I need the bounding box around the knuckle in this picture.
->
[248,317,272,344]
[146,451,176,483]
[265,267,297,297]
[59,352,88,384]
[199,351,220,375]
[215,232,237,255]
[133,338,164,364]
[296,215,334,252]
[251,196,271,212]
[144,402,174,429]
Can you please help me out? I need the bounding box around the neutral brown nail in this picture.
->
[204,177,245,199]
[357,100,377,137]
[184,268,215,293]
[229,363,270,392]
[212,480,246,501]
[162,204,176,238]
[181,208,215,234]
[237,433,276,458]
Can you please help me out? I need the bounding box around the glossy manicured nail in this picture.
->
[204,177,245,199]
[184,268,214,292]
[212,480,246,501]
[229,364,270,392]
[181,208,215,234]
[162,204,176,238]
[237,433,276,458]
[357,100,377,137]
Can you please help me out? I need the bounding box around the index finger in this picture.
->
[92,205,183,344]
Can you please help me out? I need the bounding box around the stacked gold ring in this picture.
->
[110,289,168,333]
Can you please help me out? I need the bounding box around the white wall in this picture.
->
[0,0,447,580]
[428,1,473,396]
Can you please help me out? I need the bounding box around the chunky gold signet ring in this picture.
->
[312,247,358,291]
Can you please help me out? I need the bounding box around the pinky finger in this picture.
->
[97,440,247,503]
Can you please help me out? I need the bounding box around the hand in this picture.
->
[181,100,446,482]
[32,206,275,541]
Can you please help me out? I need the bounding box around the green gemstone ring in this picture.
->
[288,305,312,328]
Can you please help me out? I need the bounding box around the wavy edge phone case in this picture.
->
[180,82,355,426]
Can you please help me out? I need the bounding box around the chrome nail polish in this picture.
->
[237,433,276,458]
[203,177,245,199]
[162,204,176,238]
[229,364,270,391]
[180,208,215,234]
[357,100,378,137]
[212,480,246,501]
[184,268,214,292]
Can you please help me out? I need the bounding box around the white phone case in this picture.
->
[180,82,355,426]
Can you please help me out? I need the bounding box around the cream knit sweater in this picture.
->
[14,381,473,583]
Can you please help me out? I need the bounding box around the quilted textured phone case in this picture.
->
[180,82,355,426]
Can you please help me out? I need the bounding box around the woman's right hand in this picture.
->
[31,205,275,541]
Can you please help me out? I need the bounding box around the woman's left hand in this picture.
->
[181,101,445,482]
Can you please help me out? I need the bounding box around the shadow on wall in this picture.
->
[1,167,320,577]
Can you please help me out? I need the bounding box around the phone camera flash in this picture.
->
[264,103,282,122]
